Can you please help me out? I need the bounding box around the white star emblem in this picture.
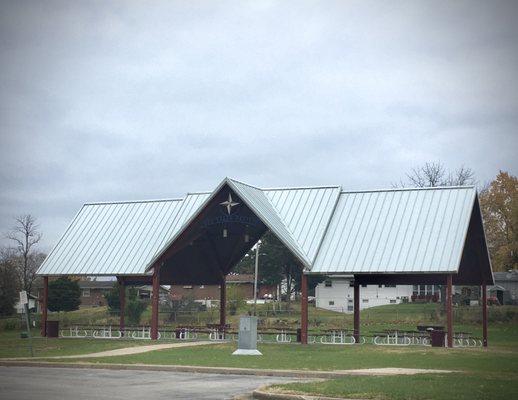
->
[220,193,240,215]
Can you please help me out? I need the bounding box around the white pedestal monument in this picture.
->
[232,316,262,356]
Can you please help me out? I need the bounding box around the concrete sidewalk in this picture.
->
[0,360,453,379]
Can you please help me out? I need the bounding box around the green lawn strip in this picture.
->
[0,330,151,359]
[44,342,518,375]
[3,303,516,361]
[268,373,518,400]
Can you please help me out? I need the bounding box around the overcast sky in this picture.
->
[1,0,517,252]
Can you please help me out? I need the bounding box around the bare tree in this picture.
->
[445,166,476,186]
[5,215,42,293]
[395,162,476,188]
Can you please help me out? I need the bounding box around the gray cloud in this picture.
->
[1,0,517,251]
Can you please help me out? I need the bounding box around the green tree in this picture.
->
[104,282,121,314]
[238,232,325,308]
[226,283,246,315]
[233,252,255,274]
[260,232,325,299]
[48,277,81,312]
[479,171,518,272]
[125,288,147,325]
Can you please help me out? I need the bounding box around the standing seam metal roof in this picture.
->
[37,178,483,278]
[312,186,476,274]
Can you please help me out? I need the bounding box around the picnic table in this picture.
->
[320,329,357,345]
[372,329,430,346]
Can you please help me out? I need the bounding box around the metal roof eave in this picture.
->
[304,269,459,275]
[36,204,87,276]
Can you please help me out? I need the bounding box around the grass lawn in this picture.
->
[270,373,517,400]
[49,338,518,374]
[0,330,149,358]
[35,339,518,399]
[2,303,517,399]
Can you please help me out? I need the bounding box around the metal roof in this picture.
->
[37,178,488,280]
[312,186,476,274]
[228,179,312,268]
[36,194,208,276]
[264,186,341,263]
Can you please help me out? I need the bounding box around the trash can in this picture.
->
[296,328,301,343]
[46,320,59,338]
[430,330,445,347]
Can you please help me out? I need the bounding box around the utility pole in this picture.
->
[253,240,261,316]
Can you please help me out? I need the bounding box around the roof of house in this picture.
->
[493,271,518,282]
[36,177,492,284]
[78,280,115,289]
[226,274,254,283]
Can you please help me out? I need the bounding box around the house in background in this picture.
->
[315,276,441,313]
[170,273,277,307]
[34,279,170,308]
[489,270,518,305]
[33,279,114,308]
[76,280,114,307]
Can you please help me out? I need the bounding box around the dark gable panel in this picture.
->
[158,184,268,284]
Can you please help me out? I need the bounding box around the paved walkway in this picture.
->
[0,366,298,400]
[0,361,453,378]
[3,341,216,360]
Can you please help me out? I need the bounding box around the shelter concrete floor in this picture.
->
[0,366,298,400]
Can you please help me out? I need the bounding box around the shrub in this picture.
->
[104,282,121,314]
[1,318,18,331]
[48,277,81,312]
[126,288,147,325]
[227,284,246,316]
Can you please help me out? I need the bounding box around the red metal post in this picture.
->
[301,273,308,345]
[446,275,453,348]
[220,276,226,328]
[41,276,48,337]
[482,283,488,347]
[118,278,125,336]
[354,280,360,344]
[150,267,160,340]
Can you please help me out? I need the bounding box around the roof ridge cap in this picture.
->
[226,177,262,190]
[84,198,184,206]
[263,185,341,191]
[340,185,476,194]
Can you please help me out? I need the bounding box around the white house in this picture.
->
[315,276,439,312]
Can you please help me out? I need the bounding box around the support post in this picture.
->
[301,273,308,345]
[353,279,360,344]
[446,274,453,348]
[40,276,48,337]
[151,267,160,340]
[482,282,488,347]
[118,277,125,336]
[220,276,226,328]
